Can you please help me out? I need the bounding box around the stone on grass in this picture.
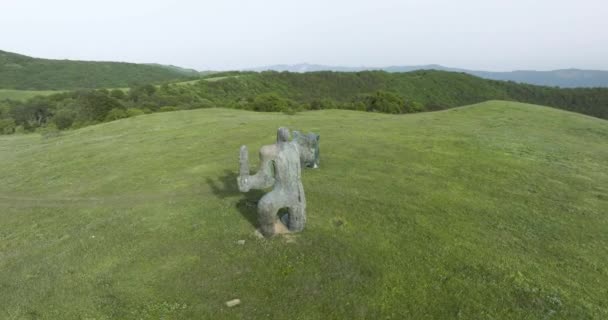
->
[225,299,241,307]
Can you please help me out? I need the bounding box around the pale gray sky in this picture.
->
[1,0,607,71]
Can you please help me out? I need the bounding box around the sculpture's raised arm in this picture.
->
[237,145,276,192]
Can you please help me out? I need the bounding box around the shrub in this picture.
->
[367,91,404,114]
[38,123,61,139]
[14,125,25,134]
[110,89,126,100]
[251,93,289,112]
[159,106,178,112]
[410,101,426,112]
[104,108,128,121]
[198,99,214,108]
[53,109,76,130]
[310,99,338,110]
[283,108,297,115]
[126,108,145,117]
[80,90,125,121]
[0,118,16,134]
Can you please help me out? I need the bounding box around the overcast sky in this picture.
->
[1,0,607,71]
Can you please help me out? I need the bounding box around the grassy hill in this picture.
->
[0,75,229,102]
[0,101,606,318]
[255,64,608,88]
[0,50,199,90]
[2,71,607,138]
[191,71,608,119]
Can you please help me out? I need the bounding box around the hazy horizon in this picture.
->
[2,0,607,72]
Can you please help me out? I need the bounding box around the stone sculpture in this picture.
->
[237,128,319,237]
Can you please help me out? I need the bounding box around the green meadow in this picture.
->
[0,101,606,319]
[0,89,61,102]
[0,76,236,102]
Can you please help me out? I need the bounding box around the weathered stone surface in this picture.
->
[237,127,316,237]
[293,131,320,168]
[237,129,319,193]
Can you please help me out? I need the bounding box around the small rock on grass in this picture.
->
[226,299,241,307]
[236,240,245,245]
[253,229,265,239]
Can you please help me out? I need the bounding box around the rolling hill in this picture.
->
[1,101,606,319]
[251,63,608,88]
[0,50,200,90]
[191,71,608,119]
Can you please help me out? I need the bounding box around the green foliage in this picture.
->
[104,108,129,122]
[52,109,76,130]
[283,107,297,115]
[0,50,197,90]
[408,101,426,112]
[0,103,9,118]
[365,91,405,114]
[310,99,339,110]
[0,103,606,318]
[159,106,178,112]
[126,108,145,117]
[1,70,608,135]
[250,93,292,112]
[37,123,61,139]
[9,97,53,130]
[0,118,16,134]
[129,84,157,100]
[80,90,124,122]
[187,71,608,119]
[110,89,126,100]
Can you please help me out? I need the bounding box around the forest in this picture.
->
[1,70,607,135]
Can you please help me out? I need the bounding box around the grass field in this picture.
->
[0,101,606,319]
[173,75,245,86]
[0,89,62,101]
[0,75,242,102]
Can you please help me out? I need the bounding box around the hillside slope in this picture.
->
[253,63,608,88]
[0,50,198,90]
[0,102,607,318]
[193,71,608,119]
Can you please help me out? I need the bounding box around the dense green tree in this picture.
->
[104,108,128,121]
[0,118,16,134]
[366,91,404,114]
[126,108,145,117]
[2,70,608,135]
[250,93,291,112]
[128,84,157,103]
[80,90,124,122]
[110,89,126,100]
[10,97,53,129]
[52,109,76,129]
[159,106,178,112]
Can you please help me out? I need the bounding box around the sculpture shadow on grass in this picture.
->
[206,170,263,229]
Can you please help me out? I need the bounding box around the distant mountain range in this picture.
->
[248,63,608,88]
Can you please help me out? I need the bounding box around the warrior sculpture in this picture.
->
[237,128,319,237]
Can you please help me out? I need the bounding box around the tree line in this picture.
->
[1,70,607,135]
